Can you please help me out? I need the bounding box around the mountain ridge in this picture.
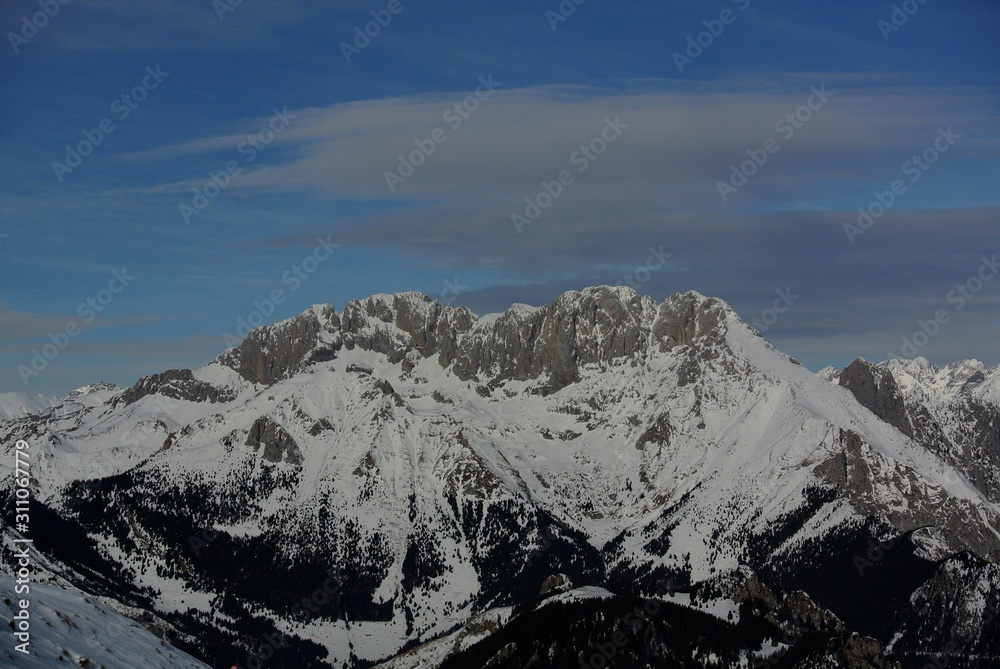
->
[2,285,999,668]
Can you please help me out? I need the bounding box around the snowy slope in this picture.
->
[1,286,998,668]
[825,356,1000,506]
[0,573,208,668]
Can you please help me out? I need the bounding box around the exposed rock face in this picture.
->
[452,287,730,393]
[839,359,914,438]
[814,429,1000,557]
[836,357,1000,504]
[146,287,734,400]
[702,567,901,668]
[340,292,475,367]
[245,415,302,465]
[219,304,342,385]
[538,573,570,598]
[441,287,660,390]
[112,289,1000,562]
[213,296,474,386]
[650,290,730,351]
[66,381,121,398]
[119,369,237,406]
[709,565,781,611]
[960,400,1000,502]
[839,633,898,669]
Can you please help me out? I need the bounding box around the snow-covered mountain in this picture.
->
[0,572,208,668]
[830,355,1000,505]
[2,286,999,668]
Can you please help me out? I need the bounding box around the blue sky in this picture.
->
[1,0,998,395]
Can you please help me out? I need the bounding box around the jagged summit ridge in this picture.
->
[204,286,741,393]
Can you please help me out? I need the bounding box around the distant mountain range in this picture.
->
[2,286,998,668]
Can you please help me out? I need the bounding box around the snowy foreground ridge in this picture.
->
[0,573,208,668]
[2,286,999,668]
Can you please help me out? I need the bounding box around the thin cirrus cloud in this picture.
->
[100,77,1000,376]
[4,0,998,397]
[127,78,998,254]
[302,81,995,363]
[132,78,997,200]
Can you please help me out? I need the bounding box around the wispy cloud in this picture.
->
[130,79,999,204]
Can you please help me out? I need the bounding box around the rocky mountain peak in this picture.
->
[835,356,1000,506]
[838,358,914,438]
[65,381,121,398]
[451,286,736,392]
[216,303,341,385]
[195,287,745,395]
[650,290,732,350]
[340,291,475,368]
[884,356,995,406]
